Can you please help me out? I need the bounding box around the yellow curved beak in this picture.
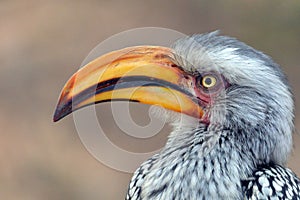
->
[53,46,204,122]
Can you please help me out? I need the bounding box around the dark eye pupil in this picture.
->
[204,78,212,85]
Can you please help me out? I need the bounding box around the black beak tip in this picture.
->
[53,111,61,122]
[53,107,64,122]
[53,100,73,122]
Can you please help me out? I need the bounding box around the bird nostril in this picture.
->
[171,63,178,68]
[183,75,190,80]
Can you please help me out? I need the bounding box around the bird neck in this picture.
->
[142,124,255,199]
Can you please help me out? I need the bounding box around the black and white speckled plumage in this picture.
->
[243,164,300,199]
[125,32,299,199]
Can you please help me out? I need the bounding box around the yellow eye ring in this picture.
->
[202,75,217,88]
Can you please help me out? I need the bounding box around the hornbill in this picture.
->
[54,32,300,199]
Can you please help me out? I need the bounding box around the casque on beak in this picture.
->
[53,46,204,122]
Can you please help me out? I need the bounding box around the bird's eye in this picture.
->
[202,75,217,88]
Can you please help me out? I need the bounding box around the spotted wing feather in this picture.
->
[243,165,300,199]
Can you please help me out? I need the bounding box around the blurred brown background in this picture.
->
[1,1,300,199]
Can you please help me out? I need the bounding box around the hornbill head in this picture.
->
[54,32,294,171]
